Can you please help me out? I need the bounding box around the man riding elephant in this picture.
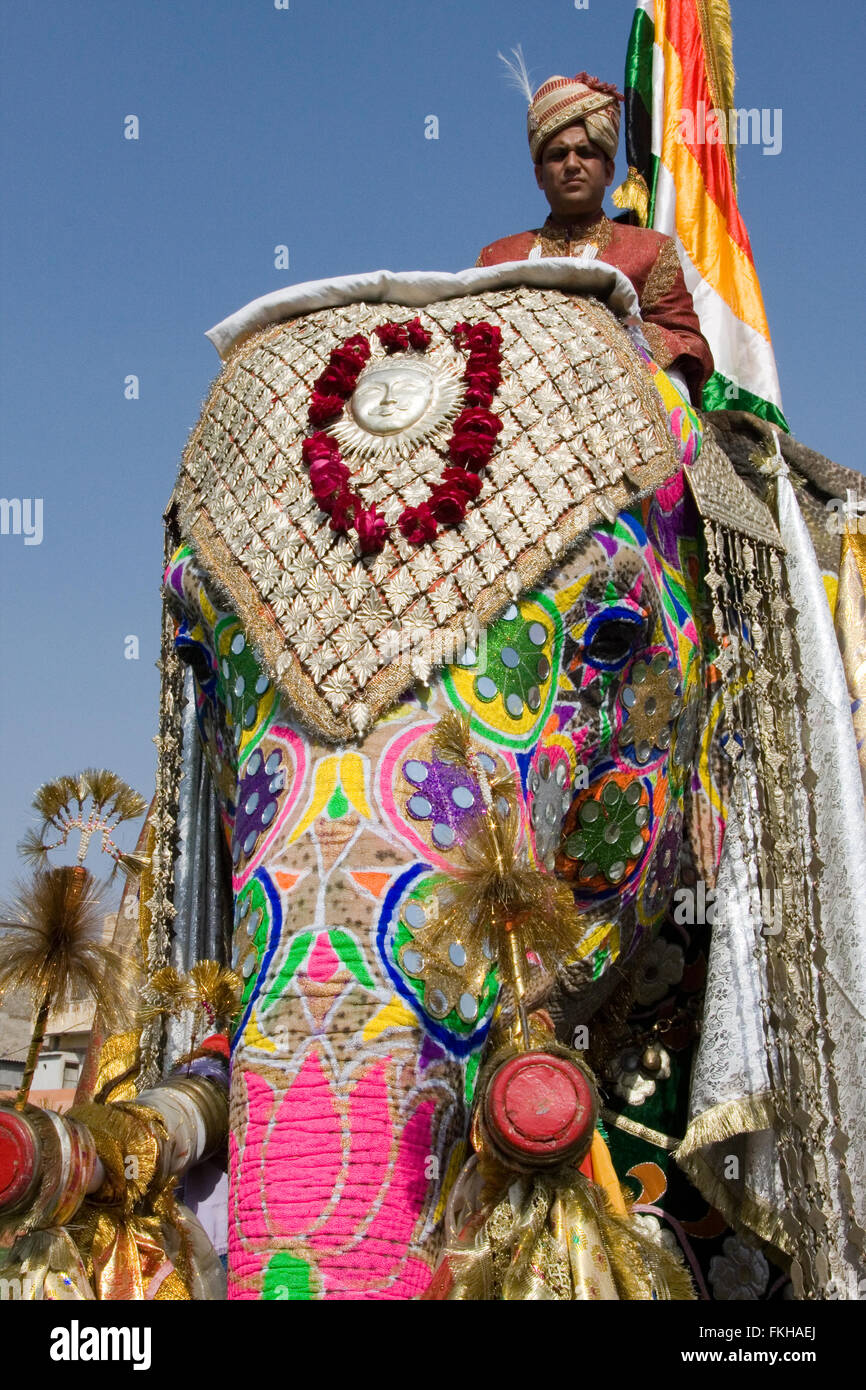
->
[476,70,714,406]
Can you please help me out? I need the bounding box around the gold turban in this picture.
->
[528,72,623,163]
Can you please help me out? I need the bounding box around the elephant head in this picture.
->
[158,269,716,1298]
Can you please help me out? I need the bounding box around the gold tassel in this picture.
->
[186,961,242,1031]
[419,717,696,1299]
[136,966,189,1025]
[423,713,590,1044]
[431,712,516,811]
[137,961,240,1030]
[612,168,650,228]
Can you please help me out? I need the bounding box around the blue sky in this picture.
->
[1,0,863,902]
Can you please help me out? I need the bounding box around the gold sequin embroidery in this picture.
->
[640,238,681,312]
[533,213,613,261]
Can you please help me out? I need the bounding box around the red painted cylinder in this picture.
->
[0,1108,40,1212]
[483,1052,596,1167]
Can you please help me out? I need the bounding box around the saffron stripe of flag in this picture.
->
[615,0,788,430]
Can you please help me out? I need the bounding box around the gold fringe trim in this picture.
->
[677,1148,794,1260]
[138,581,186,1089]
[672,1093,793,1258]
[674,1092,775,1160]
[612,167,650,228]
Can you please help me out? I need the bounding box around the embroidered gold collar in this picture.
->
[170,283,679,742]
[534,213,613,259]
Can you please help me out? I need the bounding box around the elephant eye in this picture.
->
[585,617,643,668]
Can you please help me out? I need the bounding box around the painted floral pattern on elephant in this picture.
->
[162,470,712,1300]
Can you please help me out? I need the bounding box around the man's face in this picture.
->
[534,121,615,220]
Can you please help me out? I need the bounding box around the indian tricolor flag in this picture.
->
[614,0,788,428]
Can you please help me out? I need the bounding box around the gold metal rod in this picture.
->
[506,919,530,1052]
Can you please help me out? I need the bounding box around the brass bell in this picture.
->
[640,1044,663,1074]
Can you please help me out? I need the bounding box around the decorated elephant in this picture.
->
[131,261,866,1301]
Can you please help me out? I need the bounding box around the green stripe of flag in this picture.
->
[702,371,790,431]
[624,5,655,117]
[622,5,659,224]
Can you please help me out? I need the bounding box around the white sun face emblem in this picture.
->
[330,351,463,459]
[352,362,434,435]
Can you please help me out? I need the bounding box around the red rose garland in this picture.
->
[302,316,503,554]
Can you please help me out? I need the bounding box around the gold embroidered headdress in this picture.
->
[528,73,623,163]
[500,50,623,163]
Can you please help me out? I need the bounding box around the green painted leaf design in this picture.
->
[262,930,314,1012]
[329,929,376,990]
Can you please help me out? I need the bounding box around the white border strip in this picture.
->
[205,260,640,359]
[653,163,783,407]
